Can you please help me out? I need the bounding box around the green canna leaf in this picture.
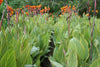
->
[69,37,89,60]
[90,58,100,67]
[0,49,16,67]
[67,49,78,67]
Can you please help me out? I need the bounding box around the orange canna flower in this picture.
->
[39,4,41,8]
[37,4,41,8]
[16,8,20,11]
[7,5,14,11]
[89,7,91,9]
[30,6,34,11]
[29,11,32,13]
[21,10,24,14]
[48,7,50,11]
[26,12,29,15]
[52,15,54,18]
[79,15,81,17]
[61,8,64,12]
[16,12,19,15]
[49,13,51,15]
[44,6,47,12]
[92,10,98,13]
[96,10,98,13]
[40,9,44,14]
[73,5,75,8]
[63,7,66,10]
[13,9,15,11]
[20,8,22,10]
[86,13,89,17]
[75,12,77,15]
[59,15,61,17]
[65,5,68,8]
[33,6,36,9]
[72,7,76,11]
[89,9,90,12]
[64,9,67,13]
[83,12,86,14]
[27,7,30,10]
[72,5,76,11]
[46,18,48,21]
[68,9,71,12]
[69,5,71,8]
[62,12,64,15]
[33,11,36,14]
[0,0,3,5]
[30,6,33,8]
[10,11,14,16]
[23,6,25,9]
[92,10,94,12]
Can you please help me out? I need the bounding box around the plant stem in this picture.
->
[90,0,96,62]
[66,12,72,37]
[87,0,91,26]
[5,0,11,32]
[0,9,6,30]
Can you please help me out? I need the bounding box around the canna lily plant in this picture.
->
[0,0,100,67]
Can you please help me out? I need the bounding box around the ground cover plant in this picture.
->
[0,0,100,67]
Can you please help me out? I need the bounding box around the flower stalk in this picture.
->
[0,9,5,30]
[87,0,91,26]
[5,0,11,32]
[90,0,96,62]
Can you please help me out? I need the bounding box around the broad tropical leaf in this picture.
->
[90,58,100,67]
[69,37,89,60]
[67,49,78,67]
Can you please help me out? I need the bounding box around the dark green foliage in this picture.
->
[0,0,100,19]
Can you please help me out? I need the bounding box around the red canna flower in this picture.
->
[0,0,3,5]
[25,5,30,8]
